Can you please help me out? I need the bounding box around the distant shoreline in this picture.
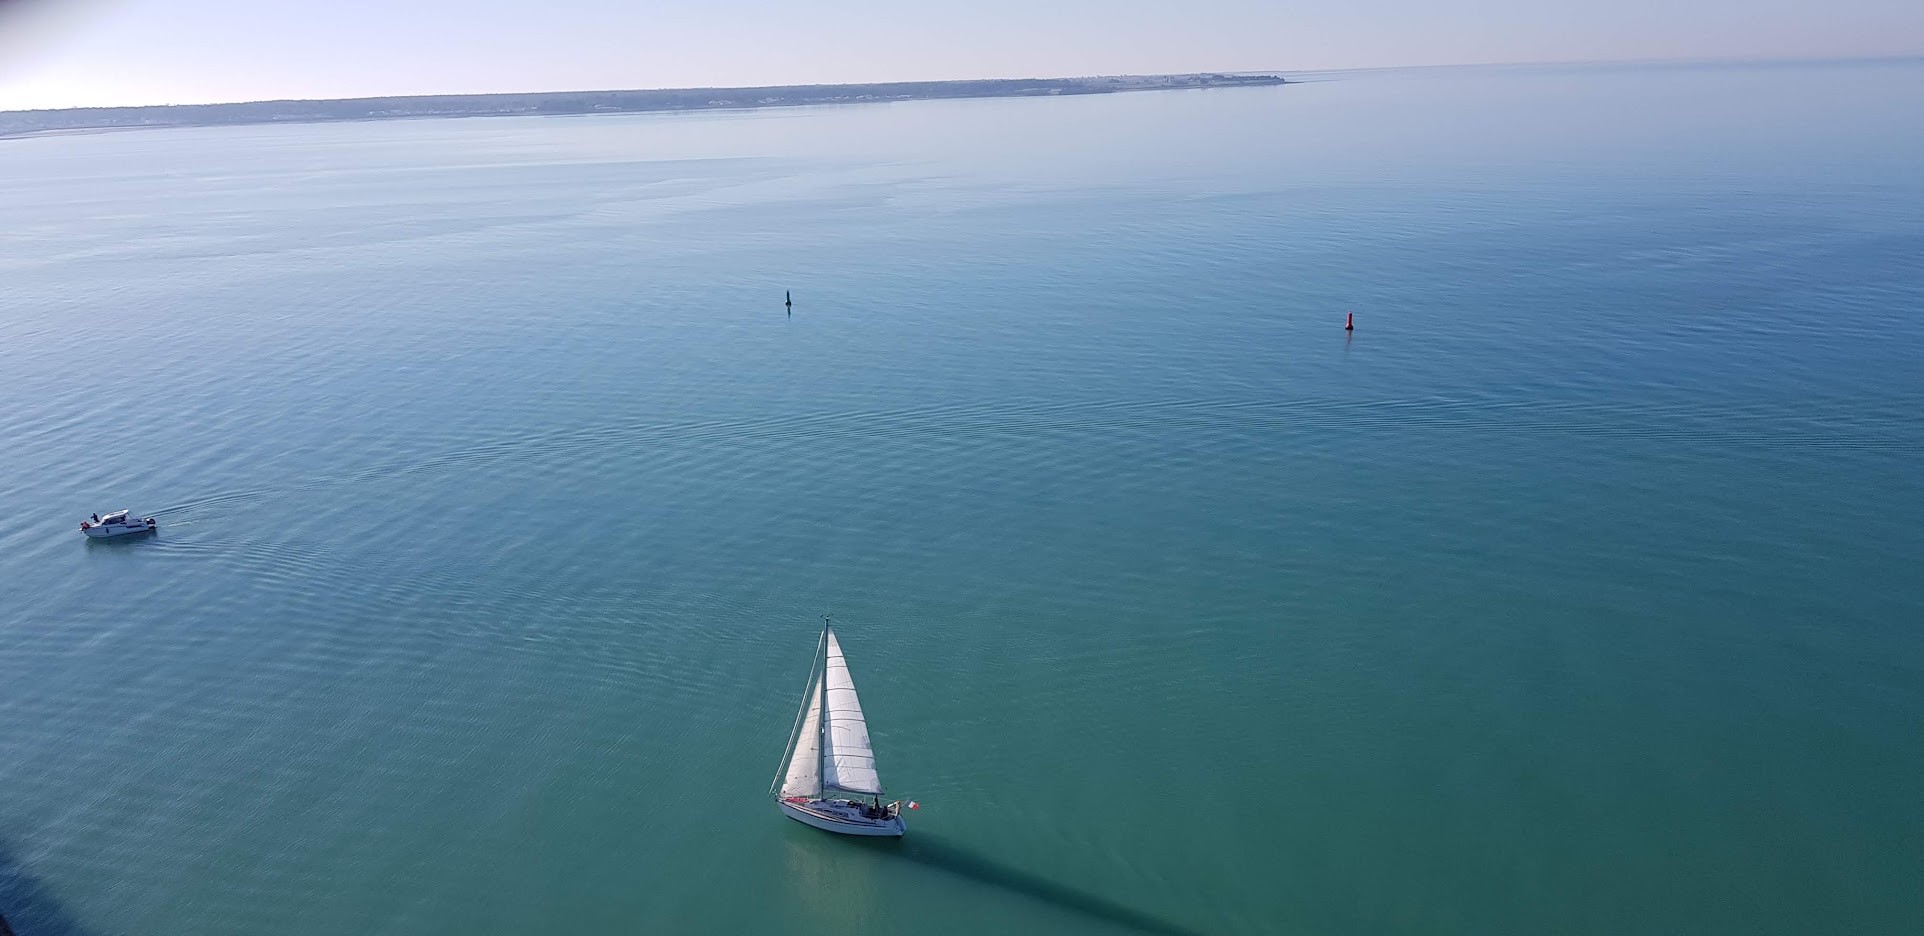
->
[0,73,1287,139]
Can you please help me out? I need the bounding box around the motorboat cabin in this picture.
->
[80,510,156,538]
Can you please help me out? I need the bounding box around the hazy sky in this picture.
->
[1,0,1920,109]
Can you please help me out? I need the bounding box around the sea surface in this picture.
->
[2,60,1922,935]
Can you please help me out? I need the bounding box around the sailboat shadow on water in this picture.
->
[840,833,1209,936]
[0,839,101,936]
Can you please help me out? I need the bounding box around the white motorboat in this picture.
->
[80,509,156,538]
[772,619,911,837]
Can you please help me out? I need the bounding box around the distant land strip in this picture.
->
[0,73,1287,138]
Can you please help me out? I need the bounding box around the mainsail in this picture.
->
[820,629,883,796]
[778,670,824,798]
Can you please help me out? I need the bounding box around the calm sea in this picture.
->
[1,60,1921,935]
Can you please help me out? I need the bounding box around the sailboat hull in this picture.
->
[779,799,905,837]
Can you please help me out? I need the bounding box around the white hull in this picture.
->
[81,518,155,538]
[779,799,905,837]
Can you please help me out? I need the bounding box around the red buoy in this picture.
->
[1345,311,1354,331]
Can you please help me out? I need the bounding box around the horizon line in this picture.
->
[4,52,1918,116]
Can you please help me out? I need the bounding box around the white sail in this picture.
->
[779,669,824,798]
[820,629,884,796]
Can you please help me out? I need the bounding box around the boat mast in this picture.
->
[818,615,831,796]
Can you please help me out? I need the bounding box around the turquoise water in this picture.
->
[2,60,1922,934]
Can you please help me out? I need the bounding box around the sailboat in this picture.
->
[772,619,908,837]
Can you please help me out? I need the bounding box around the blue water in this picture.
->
[1,60,1921,934]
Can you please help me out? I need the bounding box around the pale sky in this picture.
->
[1,0,1920,110]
